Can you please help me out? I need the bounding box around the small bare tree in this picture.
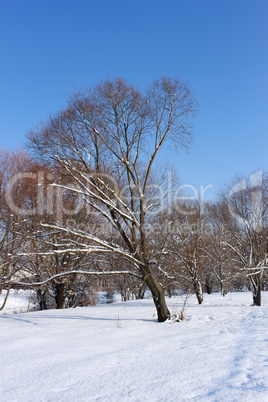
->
[0,149,33,293]
[203,202,241,295]
[154,203,206,304]
[219,173,268,305]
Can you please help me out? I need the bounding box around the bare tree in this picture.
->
[203,202,242,295]
[12,163,106,309]
[219,173,268,305]
[0,149,33,294]
[26,77,197,321]
[148,200,209,304]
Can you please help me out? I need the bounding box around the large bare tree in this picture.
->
[26,77,197,321]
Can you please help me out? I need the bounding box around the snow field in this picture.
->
[1,292,268,401]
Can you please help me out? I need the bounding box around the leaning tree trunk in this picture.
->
[0,285,10,311]
[193,277,203,305]
[140,263,170,322]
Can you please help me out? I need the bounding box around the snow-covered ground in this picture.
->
[1,291,268,401]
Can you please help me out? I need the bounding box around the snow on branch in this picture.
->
[10,270,142,287]
[30,222,144,267]
[55,156,140,227]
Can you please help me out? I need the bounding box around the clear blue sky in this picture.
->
[0,0,267,199]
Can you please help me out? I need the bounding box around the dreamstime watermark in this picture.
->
[5,170,214,223]
[228,170,263,233]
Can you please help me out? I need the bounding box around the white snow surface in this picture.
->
[1,291,268,401]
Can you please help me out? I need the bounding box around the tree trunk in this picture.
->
[141,264,170,322]
[37,288,47,310]
[251,274,261,306]
[136,284,146,300]
[193,278,203,304]
[55,283,65,309]
[167,287,172,298]
[205,276,212,294]
[0,285,10,311]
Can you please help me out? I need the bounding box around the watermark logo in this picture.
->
[4,170,214,224]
